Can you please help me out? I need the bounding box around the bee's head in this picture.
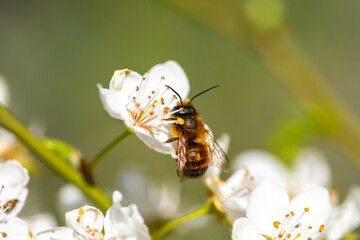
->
[173,103,196,116]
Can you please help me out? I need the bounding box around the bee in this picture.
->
[164,85,230,182]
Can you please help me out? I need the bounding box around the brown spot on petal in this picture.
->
[3,199,18,214]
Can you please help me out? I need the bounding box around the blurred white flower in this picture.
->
[204,134,255,222]
[23,213,57,237]
[234,148,331,197]
[117,168,180,226]
[232,180,331,240]
[104,191,150,240]
[35,191,150,240]
[57,184,88,214]
[0,160,32,240]
[322,185,360,240]
[0,75,9,107]
[98,60,190,154]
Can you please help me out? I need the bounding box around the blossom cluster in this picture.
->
[0,62,359,240]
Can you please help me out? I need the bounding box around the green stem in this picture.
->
[0,105,111,212]
[90,130,132,169]
[151,198,213,240]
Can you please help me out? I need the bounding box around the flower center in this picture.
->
[127,71,181,133]
[229,167,256,198]
[0,185,20,218]
[270,207,325,240]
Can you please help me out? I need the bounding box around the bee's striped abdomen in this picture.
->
[182,142,209,178]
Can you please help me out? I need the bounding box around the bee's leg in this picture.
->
[165,138,178,143]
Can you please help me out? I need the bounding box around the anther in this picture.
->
[2,232,7,237]
[290,212,295,216]
[273,221,280,228]
[304,207,310,212]
[152,91,155,94]
[147,70,150,73]
[142,77,146,80]
[161,76,165,80]
[319,225,325,232]
[136,86,139,91]
[294,233,301,239]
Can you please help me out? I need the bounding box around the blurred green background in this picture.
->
[1,0,360,239]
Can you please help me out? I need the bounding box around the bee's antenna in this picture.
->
[190,85,220,102]
[165,85,183,104]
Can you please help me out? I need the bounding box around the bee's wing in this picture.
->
[204,129,230,172]
[176,132,188,182]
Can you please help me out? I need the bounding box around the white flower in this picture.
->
[0,160,29,221]
[35,205,105,240]
[234,148,331,197]
[117,168,180,224]
[204,134,255,222]
[0,217,32,240]
[232,180,331,240]
[98,60,190,154]
[35,191,150,240]
[104,191,150,240]
[323,185,360,240]
[0,161,31,240]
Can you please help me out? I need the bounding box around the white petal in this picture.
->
[104,192,150,240]
[0,76,10,107]
[133,126,174,154]
[0,217,32,240]
[0,160,29,190]
[23,213,58,236]
[65,205,104,237]
[147,60,190,101]
[232,218,265,240]
[289,148,331,195]
[234,150,287,187]
[289,187,331,230]
[97,84,132,124]
[0,188,28,220]
[34,227,80,240]
[0,161,29,220]
[326,185,360,240]
[246,180,289,235]
[223,197,248,222]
